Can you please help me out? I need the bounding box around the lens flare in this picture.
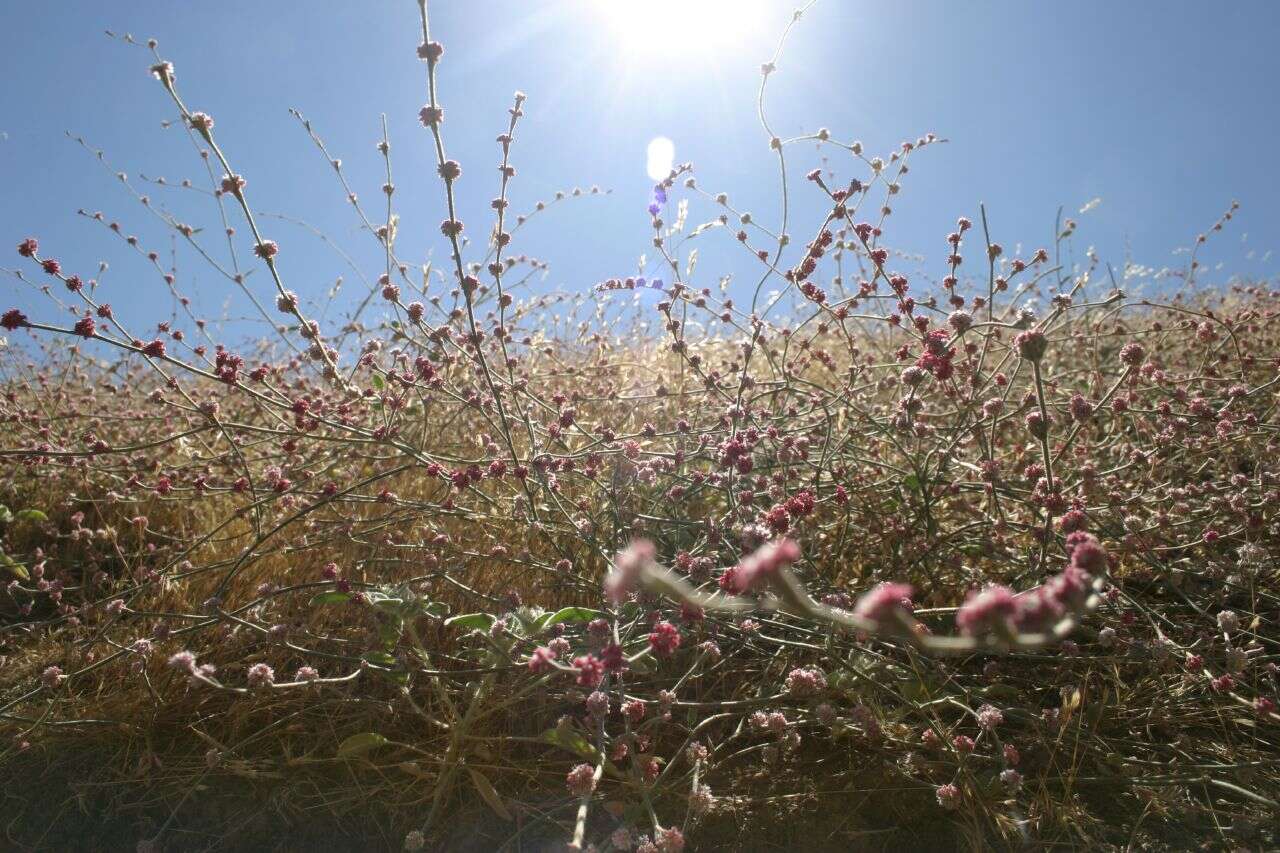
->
[646,136,675,181]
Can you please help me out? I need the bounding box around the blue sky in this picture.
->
[2,1,1277,342]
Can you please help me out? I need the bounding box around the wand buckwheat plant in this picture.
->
[1,3,1278,851]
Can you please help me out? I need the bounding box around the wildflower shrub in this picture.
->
[2,4,1279,851]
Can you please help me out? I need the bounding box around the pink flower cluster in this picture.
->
[605,539,657,603]
[784,666,828,697]
[852,582,914,626]
[936,783,962,809]
[717,538,801,594]
[565,762,596,797]
[648,621,682,657]
[958,533,1105,636]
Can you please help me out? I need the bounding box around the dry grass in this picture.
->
[1,293,1278,852]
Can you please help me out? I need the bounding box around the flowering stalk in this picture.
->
[606,537,1106,656]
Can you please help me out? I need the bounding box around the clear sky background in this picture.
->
[2,1,1278,343]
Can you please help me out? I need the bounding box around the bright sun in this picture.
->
[591,1,772,183]
[596,0,769,56]
[646,137,675,181]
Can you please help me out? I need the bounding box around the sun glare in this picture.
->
[596,0,768,56]
[646,136,675,181]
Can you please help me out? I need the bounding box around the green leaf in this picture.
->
[376,668,410,686]
[362,651,397,668]
[827,669,854,691]
[903,474,922,493]
[445,613,496,632]
[336,732,389,758]
[309,591,351,606]
[546,606,602,627]
[528,612,556,633]
[371,596,406,615]
[13,509,46,523]
[511,606,547,634]
[421,601,450,619]
[541,727,599,760]
[467,768,513,821]
[378,621,404,648]
[371,373,385,389]
[0,552,28,581]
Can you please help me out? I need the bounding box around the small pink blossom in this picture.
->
[573,654,605,688]
[956,584,1017,635]
[528,646,557,673]
[605,539,656,602]
[648,621,681,657]
[784,665,828,697]
[721,538,801,594]
[42,665,65,688]
[853,582,914,626]
[247,662,275,688]
[976,703,1004,730]
[565,762,596,797]
[936,783,962,809]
